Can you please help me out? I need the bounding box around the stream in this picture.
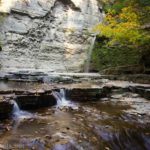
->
[0,80,150,150]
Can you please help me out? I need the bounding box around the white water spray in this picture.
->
[52,89,75,107]
[52,89,69,106]
[11,100,33,120]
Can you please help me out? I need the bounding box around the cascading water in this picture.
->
[11,100,33,120]
[52,89,69,106]
[52,89,75,107]
[85,36,96,72]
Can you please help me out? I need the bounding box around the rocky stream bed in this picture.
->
[0,73,150,150]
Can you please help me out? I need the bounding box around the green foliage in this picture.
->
[92,0,150,71]
[94,5,150,47]
[92,40,140,70]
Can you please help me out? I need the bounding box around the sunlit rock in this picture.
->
[0,0,103,73]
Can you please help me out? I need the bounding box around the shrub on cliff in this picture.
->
[92,0,150,72]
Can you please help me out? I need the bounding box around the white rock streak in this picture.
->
[0,0,31,12]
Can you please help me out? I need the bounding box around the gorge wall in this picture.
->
[0,0,103,73]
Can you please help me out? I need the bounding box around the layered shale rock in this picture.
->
[0,0,103,73]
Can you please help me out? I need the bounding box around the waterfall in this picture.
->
[11,100,33,120]
[52,89,69,106]
[85,36,96,72]
[52,89,74,107]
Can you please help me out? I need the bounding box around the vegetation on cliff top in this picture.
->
[92,0,150,73]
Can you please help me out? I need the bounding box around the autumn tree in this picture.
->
[92,0,150,71]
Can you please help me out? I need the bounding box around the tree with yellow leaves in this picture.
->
[92,0,150,71]
[94,5,149,47]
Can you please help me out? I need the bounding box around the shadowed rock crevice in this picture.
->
[15,94,57,110]
[0,101,13,120]
[57,0,81,11]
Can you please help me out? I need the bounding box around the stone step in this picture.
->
[0,72,101,83]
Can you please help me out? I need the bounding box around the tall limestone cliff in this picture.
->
[0,0,103,73]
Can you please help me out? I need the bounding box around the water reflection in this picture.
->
[0,94,150,150]
[105,129,150,150]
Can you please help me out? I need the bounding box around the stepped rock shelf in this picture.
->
[0,73,150,149]
[0,74,150,120]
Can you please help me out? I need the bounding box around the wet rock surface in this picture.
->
[0,72,102,83]
[102,74,150,84]
[0,79,150,149]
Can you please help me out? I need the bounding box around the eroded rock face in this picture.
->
[0,0,103,73]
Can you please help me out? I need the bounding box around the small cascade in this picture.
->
[85,36,96,72]
[11,100,33,120]
[52,89,74,107]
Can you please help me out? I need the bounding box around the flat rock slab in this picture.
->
[47,73,101,77]
[0,72,101,83]
[102,74,150,84]
[104,81,150,100]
